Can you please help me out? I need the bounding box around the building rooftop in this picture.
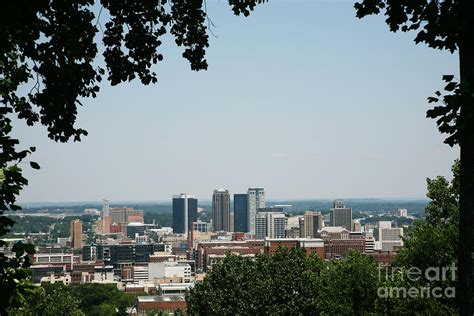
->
[319,226,348,233]
[127,222,145,227]
[137,294,186,302]
[158,283,194,291]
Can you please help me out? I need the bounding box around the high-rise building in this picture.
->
[299,217,305,238]
[255,211,287,239]
[247,188,265,234]
[109,207,144,224]
[352,220,361,232]
[212,189,231,232]
[102,199,110,217]
[70,219,83,249]
[234,194,248,233]
[303,211,323,238]
[330,200,352,230]
[394,208,408,217]
[172,194,198,235]
[373,221,404,252]
[229,212,234,233]
[365,235,376,253]
[193,220,210,233]
[98,199,111,234]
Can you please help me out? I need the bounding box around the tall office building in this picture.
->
[102,199,110,217]
[247,188,265,234]
[234,194,248,233]
[255,211,287,239]
[330,200,352,230]
[109,207,144,224]
[99,199,111,234]
[373,221,403,252]
[299,217,305,238]
[70,219,83,249]
[303,211,323,238]
[172,194,198,235]
[212,189,231,232]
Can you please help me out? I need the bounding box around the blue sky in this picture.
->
[16,1,459,202]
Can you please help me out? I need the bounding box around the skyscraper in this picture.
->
[330,200,352,230]
[304,211,323,238]
[212,189,231,232]
[70,219,83,249]
[172,194,198,234]
[233,194,248,233]
[102,198,110,217]
[99,198,111,234]
[247,187,265,234]
[255,211,287,239]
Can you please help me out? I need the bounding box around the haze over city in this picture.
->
[15,1,458,203]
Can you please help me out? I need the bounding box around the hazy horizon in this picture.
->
[19,196,430,206]
[17,1,459,203]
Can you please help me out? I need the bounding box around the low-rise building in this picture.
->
[196,240,264,272]
[149,262,192,282]
[136,295,187,313]
[264,238,325,258]
[40,272,72,285]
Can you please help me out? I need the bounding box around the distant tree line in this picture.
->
[8,283,136,316]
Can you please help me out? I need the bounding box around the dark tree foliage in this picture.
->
[392,160,459,313]
[8,283,134,315]
[354,1,474,313]
[8,284,84,316]
[187,248,324,315]
[187,248,381,315]
[0,0,266,313]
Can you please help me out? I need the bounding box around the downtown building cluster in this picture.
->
[0,194,407,314]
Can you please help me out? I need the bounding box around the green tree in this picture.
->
[354,2,474,313]
[71,283,134,316]
[0,241,36,313]
[387,160,460,313]
[8,284,84,316]
[396,160,459,272]
[317,251,379,315]
[187,248,380,315]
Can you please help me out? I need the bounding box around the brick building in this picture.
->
[264,238,325,258]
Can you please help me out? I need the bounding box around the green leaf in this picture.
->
[29,162,40,170]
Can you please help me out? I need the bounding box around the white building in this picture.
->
[33,253,73,266]
[133,265,149,282]
[255,211,286,239]
[93,265,114,283]
[158,282,194,295]
[102,199,110,217]
[374,221,404,252]
[148,262,192,282]
[40,273,71,285]
[286,215,303,229]
[247,188,265,234]
[394,208,408,217]
[365,236,376,253]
